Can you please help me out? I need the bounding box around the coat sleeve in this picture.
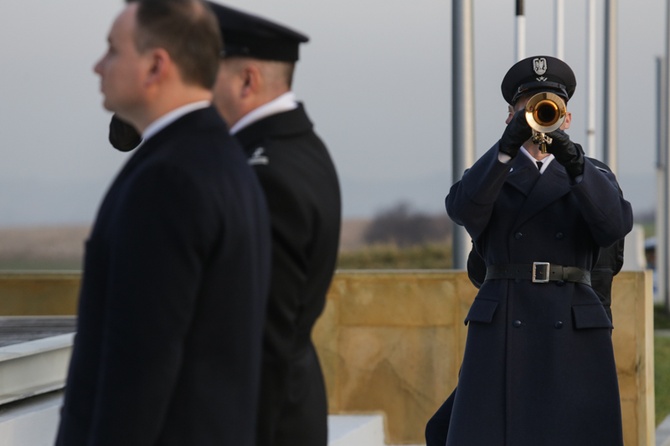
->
[445,143,513,240]
[570,159,633,247]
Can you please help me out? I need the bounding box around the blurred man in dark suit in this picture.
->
[56,1,270,444]
[108,4,341,445]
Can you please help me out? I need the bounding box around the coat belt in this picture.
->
[485,262,591,286]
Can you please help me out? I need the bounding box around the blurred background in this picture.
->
[0,0,661,266]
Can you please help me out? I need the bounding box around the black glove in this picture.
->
[498,109,532,158]
[109,114,142,152]
[546,129,584,177]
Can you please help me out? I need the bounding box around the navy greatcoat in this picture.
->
[234,103,341,446]
[56,107,271,446]
[444,143,633,446]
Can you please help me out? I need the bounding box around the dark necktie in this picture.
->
[536,161,543,171]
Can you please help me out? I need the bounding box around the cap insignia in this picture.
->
[533,57,548,81]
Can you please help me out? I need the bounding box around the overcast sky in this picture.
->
[0,0,664,227]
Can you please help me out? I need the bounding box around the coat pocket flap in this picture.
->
[572,304,613,329]
[464,299,498,325]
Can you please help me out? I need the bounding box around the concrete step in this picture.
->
[658,413,670,446]
[0,392,61,446]
[1,402,392,446]
[328,414,386,446]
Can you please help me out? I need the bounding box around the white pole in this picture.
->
[451,0,476,269]
[656,56,667,308]
[663,0,670,311]
[515,0,525,61]
[586,0,597,158]
[603,0,618,173]
[555,0,565,60]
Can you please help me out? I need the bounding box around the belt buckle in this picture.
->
[532,262,550,283]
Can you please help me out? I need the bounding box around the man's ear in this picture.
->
[145,48,170,86]
[562,111,572,130]
[240,64,262,98]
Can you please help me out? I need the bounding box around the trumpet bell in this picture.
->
[525,92,566,134]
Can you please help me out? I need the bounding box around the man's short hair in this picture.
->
[127,0,221,89]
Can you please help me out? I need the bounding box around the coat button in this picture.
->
[513,320,522,328]
[555,232,565,240]
[514,232,523,239]
[554,321,564,329]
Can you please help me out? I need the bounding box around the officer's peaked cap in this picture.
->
[501,55,576,105]
[206,2,309,62]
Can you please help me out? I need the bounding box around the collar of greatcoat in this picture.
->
[506,154,572,228]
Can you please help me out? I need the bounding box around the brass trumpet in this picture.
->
[524,92,566,153]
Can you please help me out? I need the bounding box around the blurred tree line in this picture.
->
[338,201,453,269]
[363,201,452,247]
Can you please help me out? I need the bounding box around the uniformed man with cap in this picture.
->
[109,3,340,445]
[427,56,632,446]
[208,4,340,446]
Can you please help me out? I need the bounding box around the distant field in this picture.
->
[0,221,371,270]
[0,226,89,270]
[338,218,369,251]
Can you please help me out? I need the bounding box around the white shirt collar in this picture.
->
[229,91,298,135]
[142,100,211,142]
[520,146,554,174]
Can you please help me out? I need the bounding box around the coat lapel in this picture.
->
[506,154,540,196]
[513,159,571,226]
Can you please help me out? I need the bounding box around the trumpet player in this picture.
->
[428,55,633,446]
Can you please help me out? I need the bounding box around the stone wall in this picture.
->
[0,272,80,316]
[0,270,654,445]
[313,270,654,445]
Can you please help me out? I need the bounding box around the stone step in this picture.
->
[658,413,670,446]
[328,414,386,446]
[1,399,393,446]
[0,331,73,406]
[0,392,61,446]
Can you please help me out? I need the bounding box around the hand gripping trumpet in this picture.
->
[524,92,567,153]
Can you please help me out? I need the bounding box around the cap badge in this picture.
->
[533,57,548,81]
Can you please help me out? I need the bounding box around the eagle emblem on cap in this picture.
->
[533,57,547,75]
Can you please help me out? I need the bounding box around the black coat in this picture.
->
[56,107,271,446]
[427,159,627,446]
[234,104,341,446]
[586,158,625,321]
[443,145,633,446]
[466,157,625,322]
